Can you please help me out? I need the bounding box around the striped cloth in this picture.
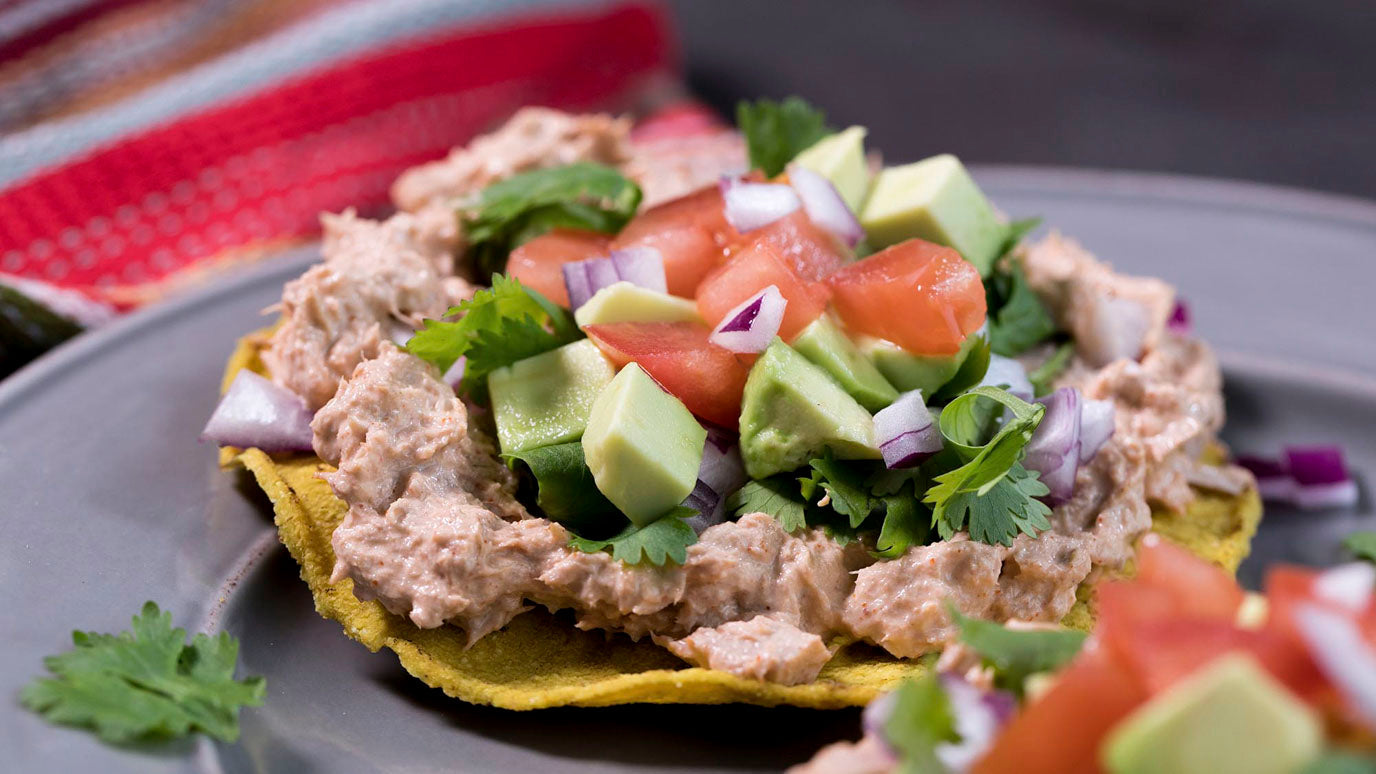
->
[0,0,686,311]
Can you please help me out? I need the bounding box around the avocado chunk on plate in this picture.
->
[573,281,702,327]
[488,339,615,455]
[860,154,1004,274]
[582,363,706,526]
[859,331,979,397]
[792,126,872,213]
[791,315,898,412]
[740,338,879,479]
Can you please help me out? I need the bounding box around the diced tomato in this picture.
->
[736,210,850,281]
[972,644,1146,774]
[695,241,830,342]
[1134,534,1246,621]
[613,185,738,297]
[507,229,611,307]
[826,239,987,356]
[583,321,749,428]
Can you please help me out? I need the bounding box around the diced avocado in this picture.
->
[860,154,1005,274]
[1102,654,1322,774]
[859,333,979,396]
[793,126,872,213]
[582,363,706,526]
[573,281,702,327]
[488,339,615,455]
[739,339,880,479]
[791,316,899,412]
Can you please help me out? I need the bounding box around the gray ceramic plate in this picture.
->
[2,168,1373,773]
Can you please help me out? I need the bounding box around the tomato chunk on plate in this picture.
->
[696,241,830,342]
[507,229,611,307]
[826,239,986,356]
[737,209,849,281]
[583,321,749,429]
[613,185,737,296]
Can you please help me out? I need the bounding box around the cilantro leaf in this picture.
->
[462,162,642,280]
[567,509,698,566]
[994,217,1042,261]
[883,674,960,774]
[1345,531,1376,564]
[728,477,808,532]
[504,442,617,533]
[949,604,1086,697]
[21,602,265,744]
[937,386,1045,464]
[1300,751,1376,774]
[736,97,832,177]
[932,464,1052,545]
[1028,341,1074,396]
[801,454,879,528]
[874,484,931,559]
[987,264,1056,357]
[406,275,580,401]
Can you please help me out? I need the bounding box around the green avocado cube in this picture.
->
[792,126,872,213]
[858,333,979,397]
[739,339,880,479]
[791,316,899,412]
[488,339,615,455]
[573,281,703,328]
[860,154,1004,274]
[1102,654,1322,774]
[582,363,706,526]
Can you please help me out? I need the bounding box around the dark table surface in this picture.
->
[666,0,1376,200]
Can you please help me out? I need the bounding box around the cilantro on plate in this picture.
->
[462,162,642,280]
[1028,341,1074,396]
[727,476,809,533]
[984,218,1058,357]
[21,602,265,744]
[884,673,960,774]
[800,454,879,528]
[567,508,699,566]
[406,274,580,401]
[1344,531,1376,564]
[503,442,617,533]
[949,605,1086,697]
[736,97,832,177]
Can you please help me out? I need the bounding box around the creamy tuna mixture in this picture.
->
[263,109,1244,685]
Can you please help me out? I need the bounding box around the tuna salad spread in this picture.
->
[205,98,1258,693]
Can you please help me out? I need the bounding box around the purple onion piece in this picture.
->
[709,285,787,353]
[1167,298,1192,335]
[609,246,667,294]
[874,390,943,469]
[1077,397,1115,463]
[1025,387,1082,503]
[561,262,596,310]
[980,354,1034,402]
[936,672,1014,772]
[585,257,621,291]
[563,248,671,311]
[1284,445,1351,486]
[1235,454,1289,480]
[787,164,863,247]
[720,176,801,233]
[682,429,748,535]
[201,370,314,452]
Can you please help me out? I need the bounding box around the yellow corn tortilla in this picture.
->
[223,330,1261,709]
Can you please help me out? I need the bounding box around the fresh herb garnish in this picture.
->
[1344,531,1376,564]
[883,673,960,774]
[504,442,617,532]
[567,509,699,566]
[925,387,1049,545]
[949,605,1086,697]
[21,602,265,744]
[1028,341,1074,396]
[984,218,1057,356]
[874,483,931,559]
[736,97,832,177]
[800,453,880,528]
[1300,750,1376,774]
[462,162,642,280]
[728,476,808,532]
[406,274,580,401]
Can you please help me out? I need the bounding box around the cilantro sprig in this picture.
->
[22,602,265,744]
[736,97,832,177]
[728,477,808,532]
[984,218,1058,357]
[567,509,699,566]
[1344,531,1376,564]
[462,162,642,280]
[949,605,1086,697]
[406,274,580,401]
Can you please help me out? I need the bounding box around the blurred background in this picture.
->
[1,0,1373,374]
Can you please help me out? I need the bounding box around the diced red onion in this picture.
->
[720,176,800,233]
[1167,298,1192,335]
[874,390,943,469]
[201,370,314,452]
[683,427,748,534]
[1025,388,1083,503]
[937,673,1013,772]
[561,247,668,310]
[786,164,863,247]
[709,285,787,353]
[1313,563,1376,614]
[1080,295,1150,367]
[1293,604,1376,729]
[1077,397,1116,464]
[980,354,1034,402]
[861,690,897,744]
[442,356,466,391]
[389,323,414,347]
[1235,447,1358,510]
